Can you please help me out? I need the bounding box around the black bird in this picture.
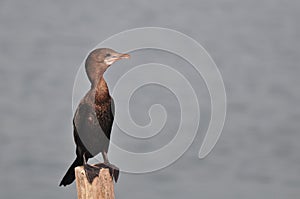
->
[59,48,130,186]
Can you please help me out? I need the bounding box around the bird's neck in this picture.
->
[86,62,107,87]
[93,76,110,104]
[86,63,110,103]
[96,77,109,93]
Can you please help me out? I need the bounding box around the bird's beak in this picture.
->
[119,53,130,59]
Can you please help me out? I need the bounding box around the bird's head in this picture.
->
[85,48,130,83]
[86,48,130,68]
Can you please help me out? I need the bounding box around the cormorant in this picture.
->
[59,48,130,186]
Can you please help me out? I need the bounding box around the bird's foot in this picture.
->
[83,163,101,184]
[94,162,119,183]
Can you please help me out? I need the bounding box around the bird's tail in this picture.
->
[59,157,83,186]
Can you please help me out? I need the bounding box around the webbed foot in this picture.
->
[83,163,101,184]
[94,162,119,183]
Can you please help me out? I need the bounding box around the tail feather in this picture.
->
[59,157,83,186]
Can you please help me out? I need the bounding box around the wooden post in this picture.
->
[75,166,115,199]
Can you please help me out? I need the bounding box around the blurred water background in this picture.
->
[0,0,300,198]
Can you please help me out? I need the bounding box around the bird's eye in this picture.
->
[105,53,111,57]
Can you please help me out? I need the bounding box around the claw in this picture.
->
[113,167,119,183]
